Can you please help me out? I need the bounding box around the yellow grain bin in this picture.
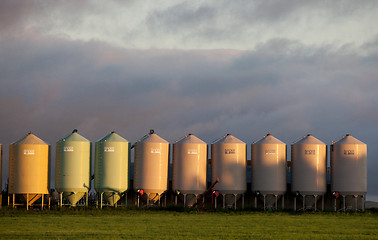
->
[134,130,169,200]
[55,130,91,206]
[8,133,50,205]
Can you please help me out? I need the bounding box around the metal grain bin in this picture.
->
[211,134,247,195]
[95,131,130,206]
[251,134,287,195]
[172,134,207,195]
[134,130,169,200]
[55,129,91,206]
[8,133,50,205]
[331,134,367,196]
[291,134,326,196]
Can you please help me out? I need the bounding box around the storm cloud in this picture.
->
[0,1,377,200]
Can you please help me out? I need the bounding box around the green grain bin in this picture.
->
[95,131,130,206]
[55,129,91,206]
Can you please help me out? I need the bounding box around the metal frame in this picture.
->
[8,193,50,210]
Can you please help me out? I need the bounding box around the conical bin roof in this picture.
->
[212,134,245,144]
[12,133,48,145]
[254,133,285,145]
[175,133,206,145]
[58,129,90,143]
[137,129,168,143]
[97,131,129,143]
[333,134,366,145]
[293,134,325,145]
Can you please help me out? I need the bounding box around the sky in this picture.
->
[0,0,378,200]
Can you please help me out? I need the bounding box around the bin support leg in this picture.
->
[343,195,346,212]
[354,195,358,212]
[263,195,266,211]
[303,195,306,211]
[275,195,278,210]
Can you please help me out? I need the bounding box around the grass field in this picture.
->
[0,208,377,239]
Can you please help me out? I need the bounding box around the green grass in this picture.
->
[0,208,377,239]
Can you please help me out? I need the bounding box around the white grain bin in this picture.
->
[211,134,246,208]
[251,134,287,195]
[291,134,326,210]
[172,134,207,206]
[331,134,367,211]
[134,130,169,202]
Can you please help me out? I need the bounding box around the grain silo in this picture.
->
[172,134,207,207]
[95,131,130,208]
[331,134,367,212]
[8,133,50,210]
[211,134,246,209]
[134,130,169,206]
[291,134,326,211]
[251,134,287,210]
[55,129,91,207]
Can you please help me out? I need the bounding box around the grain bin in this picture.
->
[8,133,50,209]
[252,134,286,209]
[291,134,326,210]
[134,130,169,205]
[95,131,130,207]
[55,129,91,207]
[331,134,367,211]
[172,134,207,206]
[211,134,246,209]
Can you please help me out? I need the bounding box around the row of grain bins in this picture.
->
[2,130,367,211]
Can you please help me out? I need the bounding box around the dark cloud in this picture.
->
[1,16,378,199]
[0,0,36,33]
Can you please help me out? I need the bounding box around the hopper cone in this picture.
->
[147,193,162,203]
[63,192,85,206]
[103,192,121,206]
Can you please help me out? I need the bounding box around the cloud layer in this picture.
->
[0,0,377,200]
